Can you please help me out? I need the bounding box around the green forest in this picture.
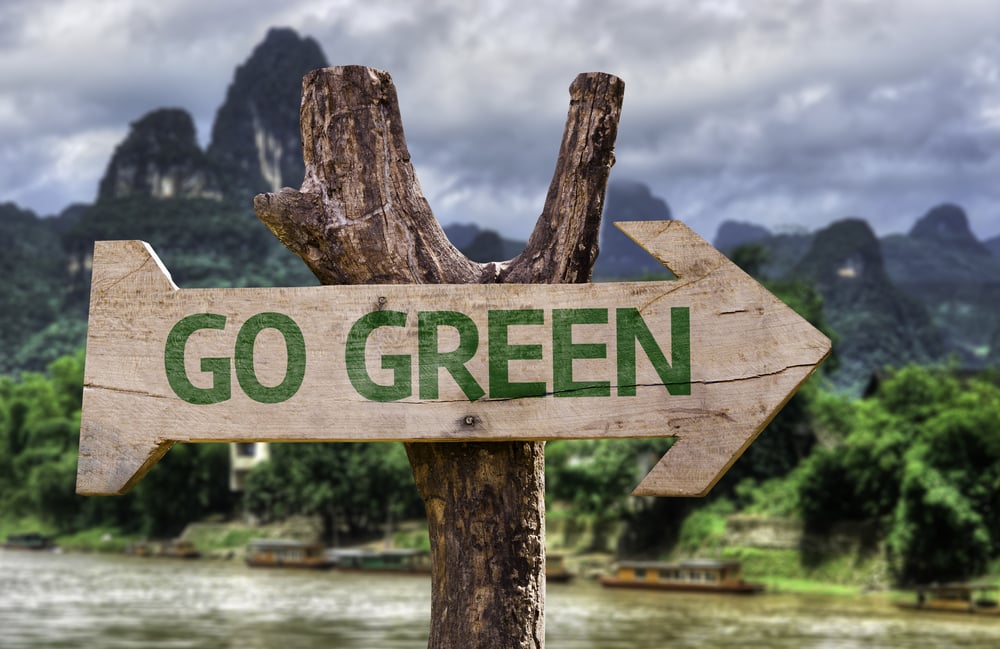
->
[3,279,1000,586]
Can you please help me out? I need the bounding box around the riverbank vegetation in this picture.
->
[3,348,1000,590]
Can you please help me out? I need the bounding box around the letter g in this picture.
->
[164,313,231,404]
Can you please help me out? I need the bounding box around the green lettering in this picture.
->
[164,313,231,405]
[488,309,546,399]
[234,312,306,404]
[616,307,690,396]
[346,311,412,402]
[552,308,610,397]
[418,311,485,402]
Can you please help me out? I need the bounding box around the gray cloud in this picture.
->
[2,0,999,243]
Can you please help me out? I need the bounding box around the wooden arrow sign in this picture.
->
[76,220,830,497]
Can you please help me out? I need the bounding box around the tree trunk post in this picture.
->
[255,66,624,649]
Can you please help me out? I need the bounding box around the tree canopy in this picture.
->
[797,366,1000,583]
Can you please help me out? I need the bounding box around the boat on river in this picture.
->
[245,539,335,569]
[600,559,763,594]
[126,539,200,559]
[895,583,1000,616]
[328,548,431,574]
[2,532,55,551]
[546,553,574,583]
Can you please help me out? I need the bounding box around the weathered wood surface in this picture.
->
[77,221,830,498]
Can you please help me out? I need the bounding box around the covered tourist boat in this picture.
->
[2,532,55,551]
[126,538,200,559]
[245,539,335,569]
[600,559,763,594]
[327,548,431,574]
[895,583,1000,616]
[546,553,574,583]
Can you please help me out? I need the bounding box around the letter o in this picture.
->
[234,312,306,403]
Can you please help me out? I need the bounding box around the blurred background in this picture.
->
[2,3,1000,647]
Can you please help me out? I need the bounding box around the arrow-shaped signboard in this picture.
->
[76,221,830,497]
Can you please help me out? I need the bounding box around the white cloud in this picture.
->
[2,0,1000,240]
[4,126,124,215]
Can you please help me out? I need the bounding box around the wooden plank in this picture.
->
[77,220,830,496]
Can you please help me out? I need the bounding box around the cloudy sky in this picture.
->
[2,0,1000,242]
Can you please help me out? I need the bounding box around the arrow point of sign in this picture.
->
[77,421,173,496]
[615,219,832,497]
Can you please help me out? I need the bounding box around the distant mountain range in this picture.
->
[709,204,1000,389]
[1,28,327,373]
[592,181,674,279]
[2,27,998,392]
[987,235,1000,259]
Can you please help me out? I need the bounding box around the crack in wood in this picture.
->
[86,384,170,400]
[701,362,820,385]
[95,251,165,302]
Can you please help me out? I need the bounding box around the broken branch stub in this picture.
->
[255,66,481,285]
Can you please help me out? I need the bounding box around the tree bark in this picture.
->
[255,65,623,649]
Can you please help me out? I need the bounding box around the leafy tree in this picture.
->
[244,442,422,543]
[546,438,673,551]
[676,498,734,555]
[132,444,233,537]
[546,439,645,515]
[0,354,85,528]
[27,452,81,529]
[888,448,992,583]
[797,366,1000,584]
[0,351,237,537]
[799,397,910,528]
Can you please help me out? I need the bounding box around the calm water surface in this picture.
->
[3,549,1000,648]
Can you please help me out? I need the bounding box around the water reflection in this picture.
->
[3,550,1000,648]
[548,582,1000,649]
[1,551,429,649]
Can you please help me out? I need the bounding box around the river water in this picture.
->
[3,549,1000,648]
